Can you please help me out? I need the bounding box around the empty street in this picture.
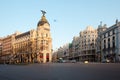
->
[0,63,120,80]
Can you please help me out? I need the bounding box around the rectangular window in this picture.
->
[113,42,115,48]
[108,32,110,36]
[104,45,106,49]
[104,34,106,38]
[108,38,110,48]
[113,29,115,34]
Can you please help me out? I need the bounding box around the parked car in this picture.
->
[102,59,110,63]
[70,60,77,63]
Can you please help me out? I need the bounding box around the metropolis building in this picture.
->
[0,11,52,63]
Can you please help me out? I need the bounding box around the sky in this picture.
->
[0,0,120,50]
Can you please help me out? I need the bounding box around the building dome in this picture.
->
[37,15,49,27]
[85,26,94,31]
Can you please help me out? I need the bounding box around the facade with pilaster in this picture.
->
[98,20,120,62]
[79,26,97,62]
[0,38,2,56]
[70,36,80,61]
[96,22,107,62]
[0,11,52,63]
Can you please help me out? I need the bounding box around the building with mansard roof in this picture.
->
[0,11,52,63]
[97,20,120,62]
[79,26,98,62]
[96,22,107,62]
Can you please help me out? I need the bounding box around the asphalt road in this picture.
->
[0,63,120,80]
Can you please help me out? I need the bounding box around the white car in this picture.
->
[71,60,77,63]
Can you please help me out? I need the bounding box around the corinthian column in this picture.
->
[43,53,46,63]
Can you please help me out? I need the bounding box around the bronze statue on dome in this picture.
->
[41,10,46,16]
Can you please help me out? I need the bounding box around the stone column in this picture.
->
[43,53,46,63]
[29,54,31,63]
[37,53,40,63]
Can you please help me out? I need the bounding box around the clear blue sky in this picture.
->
[0,0,120,50]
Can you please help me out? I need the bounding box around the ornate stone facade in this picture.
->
[97,20,120,62]
[0,11,52,63]
[54,26,98,62]
[96,22,107,62]
[79,26,97,62]
[70,36,80,61]
[0,38,2,56]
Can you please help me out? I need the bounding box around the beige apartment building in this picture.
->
[0,11,52,63]
[53,43,69,62]
[70,36,80,61]
[0,35,15,63]
[0,38,2,56]
[79,26,97,62]
[2,35,14,55]
[55,26,98,62]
